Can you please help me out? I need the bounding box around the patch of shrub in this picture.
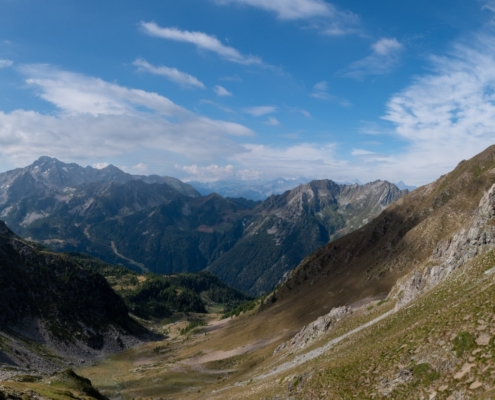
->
[412,363,440,386]
[180,319,207,335]
[453,331,477,357]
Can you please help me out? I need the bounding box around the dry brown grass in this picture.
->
[77,145,495,399]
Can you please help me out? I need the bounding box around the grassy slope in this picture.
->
[77,145,495,399]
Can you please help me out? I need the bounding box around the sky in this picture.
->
[1,0,495,185]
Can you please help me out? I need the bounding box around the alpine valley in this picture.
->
[0,156,407,295]
[6,146,495,399]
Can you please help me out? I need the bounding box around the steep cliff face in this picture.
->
[0,221,147,373]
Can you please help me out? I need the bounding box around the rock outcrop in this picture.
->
[395,183,495,310]
[274,306,350,354]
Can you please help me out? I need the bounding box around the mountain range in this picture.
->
[0,157,407,295]
[189,177,417,201]
[3,146,495,398]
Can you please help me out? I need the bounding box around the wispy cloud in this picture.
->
[377,31,495,183]
[214,0,359,36]
[341,37,403,80]
[242,106,278,116]
[310,81,350,106]
[215,0,332,20]
[213,85,233,96]
[265,117,280,125]
[220,75,242,82]
[0,64,254,167]
[310,80,331,100]
[0,59,13,68]
[133,58,205,89]
[199,99,235,113]
[482,1,495,12]
[140,22,264,65]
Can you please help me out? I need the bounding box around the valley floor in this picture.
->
[75,247,495,399]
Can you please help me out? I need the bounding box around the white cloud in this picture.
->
[232,142,346,177]
[92,162,110,169]
[341,37,403,80]
[351,149,375,156]
[265,117,280,125]
[0,59,13,68]
[310,80,331,100]
[215,0,331,20]
[199,99,234,113]
[0,64,254,167]
[482,1,495,12]
[243,106,278,116]
[21,64,187,117]
[313,81,328,92]
[214,0,359,35]
[132,162,148,173]
[372,38,402,55]
[140,22,264,65]
[213,85,233,96]
[374,32,495,183]
[177,164,235,181]
[309,81,350,106]
[175,142,345,181]
[133,58,205,89]
[176,163,262,181]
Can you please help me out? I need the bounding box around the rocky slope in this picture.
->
[119,147,495,399]
[53,144,495,400]
[0,157,407,295]
[0,221,148,375]
[209,179,407,294]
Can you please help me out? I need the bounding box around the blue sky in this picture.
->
[0,0,495,185]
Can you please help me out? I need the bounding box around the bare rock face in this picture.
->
[274,306,350,354]
[395,184,495,310]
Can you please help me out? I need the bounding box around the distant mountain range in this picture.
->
[0,157,408,295]
[394,180,417,191]
[189,177,416,201]
[189,177,311,201]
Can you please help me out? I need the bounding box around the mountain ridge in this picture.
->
[0,157,407,295]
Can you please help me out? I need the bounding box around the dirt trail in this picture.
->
[211,308,395,395]
[183,336,280,367]
[255,309,394,380]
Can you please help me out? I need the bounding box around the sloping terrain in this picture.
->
[209,179,407,294]
[0,157,407,295]
[72,253,253,319]
[0,221,148,376]
[74,144,495,399]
